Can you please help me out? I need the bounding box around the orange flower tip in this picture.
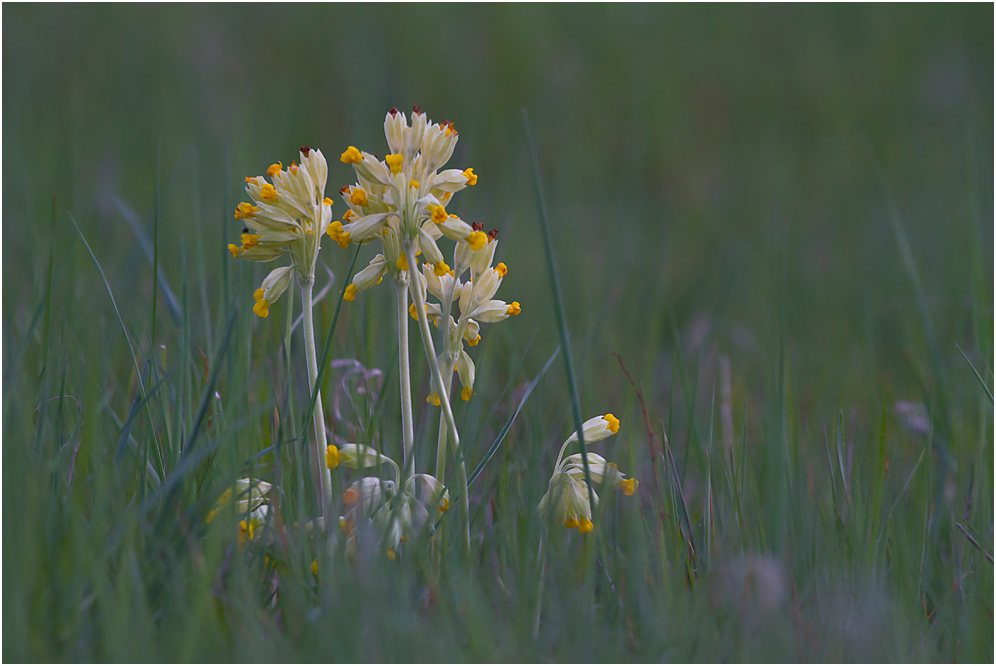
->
[466,231,487,251]
[430,205,447,224]
[343,284,358,302]
[340,146,362,164]
[343,488,359,506]
[462,168,477,185]
[495,262,508,278]
[604,413,620,434]
[266,161,282,178]
[461,386,473,401]
[323,197,333,206]
[505,301,521,316]
[385,154,403,174]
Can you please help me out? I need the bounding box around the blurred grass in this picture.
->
[3,4,993,662]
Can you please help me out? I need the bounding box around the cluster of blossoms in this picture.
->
[228,147,332,318]
[219,108,636,568]
[326,444,448,558]
[538,414,638,533]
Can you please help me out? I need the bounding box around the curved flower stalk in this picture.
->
[334,107,497,554]
[417,236,520,483]
[538,414,638,533]
[331,446,449,559]
[228,147,334,529]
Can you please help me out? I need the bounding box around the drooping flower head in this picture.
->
[537,414,637,533]
[228,147,333,317]
[418,235,520,402]
[330,445,449,556]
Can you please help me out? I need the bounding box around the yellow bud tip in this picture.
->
[311,560,319,576]
[253,299,270,318]
[253,288,265,303]
[326,220,343,239]
[336,231,351,249]
[385,154,403,174]
[339,519,354,534]
[461,386,473,401]
[323,197,333,206]
[340,146,362,164]
[620,478,638,496]
[245,176,257,184]
[495,262,508,278]
[462,168,477,185]
[430,205,447,224]
[467,231,487,251]
[266,161,282,178]
[434,261,450,276]
[409,302,419,321]
[426,391,440,407]
[206,509,218,524]
[343,209,355,221]
[349,188,368,207]
[578,518,594,534]
[565,518,579,529]
[409,180,420,189]
[506,301,521,316]
[326,444,339,469]
[228,244,242,258]
[439,497,450,512]
[343,488,359,506]
[396,253,409,271]
[343,284,358,302]
[260,183,278,202]
[604,413,620,434]
[235,202,260,219]
[468,335,481,347]
[387,549,396,561]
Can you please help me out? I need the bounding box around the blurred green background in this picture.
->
[3,4,992,662]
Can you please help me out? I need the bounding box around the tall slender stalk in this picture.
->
[404,242,470,557]
[301,277,332,529]
[396,280,415,476]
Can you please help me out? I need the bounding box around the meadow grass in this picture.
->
[3,4,993,662]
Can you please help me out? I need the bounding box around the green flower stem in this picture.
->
[396,280,415,477]
[404,241,470,558]
[301,277,333,529]
[434,275,460,483]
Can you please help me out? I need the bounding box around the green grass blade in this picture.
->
[522,109,596,516]
[955,342,994,404]
[468,345,560,487]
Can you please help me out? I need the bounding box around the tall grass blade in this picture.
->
[522,109,596,516]
[955,342,994,404]
[468,345,560,487]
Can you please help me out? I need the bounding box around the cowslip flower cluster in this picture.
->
[334,107,484,301]
[418,235,520,404]
[328,444,448,557]
[228,147,332,317]
[537,414,637,533]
